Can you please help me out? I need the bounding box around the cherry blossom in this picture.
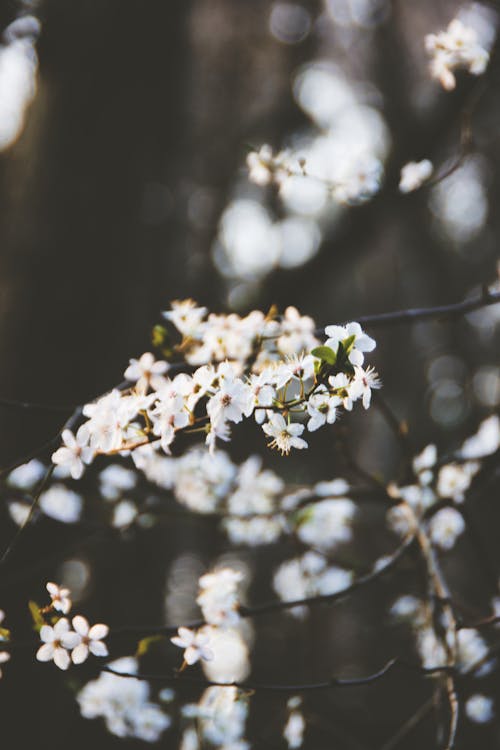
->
[124,352,169,393]
[262,414,308,455]
[171,626,214,666]
[36,618,81,670]
[46,581,72,614]
[51,426,94,480]
[71,615,109,664]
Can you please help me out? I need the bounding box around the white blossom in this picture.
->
[465,694,494,723]
[71,615,109,664]
[39,485,83,523]
[428,507,465,550]
[163,298,208,337]
[7,458,45,490]
[460,415,500,459]
[262,414,308,455]
[324,322,376,366]
[47,581,72,614]
[307,389,340,431]
[197,568,243,627]
[51,426,94,480]
[171,626,214,665]
[77,656,170,741]
[283,709,306,749]
[399,160,433,193]
[436,462,479,502]
[349,365,382,409]
[124,352,169,393]
[36,618,81,670]
[425,19,490,91]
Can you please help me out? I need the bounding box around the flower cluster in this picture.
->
[182,686,249,748]
[246,143,383,206]
[49,302,380,473]
[425,18,489,91]
[77,657,172,741]
[36,582,109,670]
[246,144,299,188]
[387,415,500,545]
[171,566,245,669]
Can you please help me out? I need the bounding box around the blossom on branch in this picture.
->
[36,618,81,670]
[425,18,489,91]
[171,626,214,666]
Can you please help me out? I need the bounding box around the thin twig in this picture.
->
[342,289,500,329]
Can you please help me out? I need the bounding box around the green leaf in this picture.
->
[28,601,45,632]
[311,346,336,365]
[135,635,166,657]
[342,334,356,353]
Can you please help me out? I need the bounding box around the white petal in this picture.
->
[39,625,54,643]
[53,648,70,670]
[184,647,200,665]
[89,640,108,657]
[36,643,54,662]
[61,631,81,649]
[71,643,89,664]
[53,618,70,636]
[88,623,109,640]
[72,616,89,637]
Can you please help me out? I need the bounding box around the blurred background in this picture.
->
[0,0,500,748]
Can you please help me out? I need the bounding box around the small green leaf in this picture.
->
[311,346,336,365]
[28,601,45,632]
[135,635,166,657]
[342,334,356,352]
[0,627,11,641]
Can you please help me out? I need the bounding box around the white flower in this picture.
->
[197,568,243,627]
[39,485,83,523]
[417,626,447,669]
[7,458,45,490]
[112,500,138,529]
[436,462,478,502]
[51,426,94,479]
[262,414,308,455]
[399,160,433,193]
[460,415,500,459]
[425,19,489,91]
[171,626,214,665]
[274,354,316,389]
[457,628,490,673]
[246,144,292,187]
[163,299,208,337]
[296,498,356,551]
[206,378,253,430]
[412,444,437,475]
[99,464,137,501]
[324,322,376,367]
[124,352,169,393]
[77,656,170,741]
[36,618,81,670]
[283,710,305,749]
[465,694,494,723]
[390,595,426,624]
[71,615,109,664]
[306,389,341,432]
[349,365,381,409]
[428,507,465,550]
[47,581,72,614]
[328,372,355,411]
